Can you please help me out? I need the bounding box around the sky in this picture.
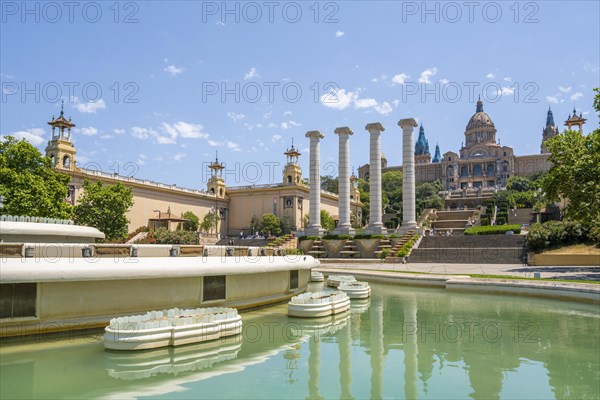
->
[1,1,599,189]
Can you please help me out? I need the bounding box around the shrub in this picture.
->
[137,228,199,245]
[396,234,420,257]
[378,249,389,259]
[285,248,303,255]
[480,217,489,226]
[299,235,319,241]
[464,225,521,235]
[388,234,399,238]
[526,220,592,251]
[322,234,351,240]
[496,216,507,225]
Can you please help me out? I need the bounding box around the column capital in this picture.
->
[398,118,418,129]
[305,130,324,139]
[334,126,353,136]
[365,122,385,132]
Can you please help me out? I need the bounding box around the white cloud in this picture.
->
[392,99,400,108]
[72,97,106,114]
[418,67,438,84]
[503,76,512,82]
[227,112,245,122]
[558,86,572,93]
[226,141,241,151]
[570,92,583,101]
[392,73,410,85]
[4,128,45,146]
[546,96,560,104]
[131,127,154,140]
[486,73,495,79]
[335,31,345,37]
[263,111,273,119]
[244,67,258,80]
[164,65,184,76]
[114,128,125,135]
[283,111,292,116]
[354,97,378,109]
[320,88,356,110]
[439,78,450,85]
[77,126,98,136]
[173,153,186,161]
[500,86,515,96]
[272,134,283,142]
[281,121,301,130]
[161,122,209,140]
[100,134,113,140]
[375,102,393,116]
[208,140,223,147]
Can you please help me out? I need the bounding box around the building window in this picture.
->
[487,164,495,176]
[203,276,226,302]
[487,180,495,187]
[503,151,507,156]
[448,157,452,161]
[62,155,70,168]
[473,165,483,176]
[460,166,468,177]
[290,270,299,290]
[0,283,37,319]
[287,175,292,184]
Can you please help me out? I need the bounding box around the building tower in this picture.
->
[282,139,302,185]
[432,143,442,163]
[414,124,431,164]
[45,101,78,171]
[541,106,559,154]
[564,107,587,133]
[207,153,226,198]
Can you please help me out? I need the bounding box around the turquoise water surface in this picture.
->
[1,282,599,399]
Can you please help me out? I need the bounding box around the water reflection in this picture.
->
[1,284,598,399]
[105,336,242,380]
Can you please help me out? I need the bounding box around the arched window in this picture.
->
[219,188,223,196]
[502,161,509,172]
[446,166,453,177]
[473,165,483,176]
[487,164,495,176]
[287,175,292,184]
[460,166,468,177]
[63,155,70,168]
[210,188,215,194]
[49,154,56,166]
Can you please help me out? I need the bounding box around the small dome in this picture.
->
[465,98,495,131]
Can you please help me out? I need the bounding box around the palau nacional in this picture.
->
[43,97,587,236]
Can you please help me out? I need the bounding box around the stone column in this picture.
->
[399,118,418,230]
[370,295,384,399]
[305,130,325,236]
[365,123,385,234]
[334,126,354,235]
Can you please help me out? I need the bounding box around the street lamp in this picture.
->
[153,209,161,230]
[0,195,4,210]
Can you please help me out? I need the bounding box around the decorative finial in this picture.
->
[215,151,218,163]
[60,100,64,116]
[476,96,484,113]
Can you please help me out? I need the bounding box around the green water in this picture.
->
[1,282,599,399]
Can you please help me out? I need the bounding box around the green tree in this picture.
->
[73,180,134,240]
[280,215,293,235]
[200,211,219,233]
[182,211,199,231]
[320,209,335,231]
[382,171,403,213]
[542,129,600,223]
[506,176,534,192]
[0,136,73,219]
[320,175,339,194]
[249,214,261,234]
[261,213,282,236]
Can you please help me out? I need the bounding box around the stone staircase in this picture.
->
[307,239,328,258]
[339,240,359,258]
[509,208,535,225]
[373,238,393,258]
[384,231,416,262]
[409,235,527,264]
[431,210,476,235]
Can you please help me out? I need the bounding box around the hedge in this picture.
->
[464,225,521,235]
[298,236,319,241]
[322,234,352,240]
[396,234,420,257]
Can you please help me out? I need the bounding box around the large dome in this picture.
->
[466,99,495,131]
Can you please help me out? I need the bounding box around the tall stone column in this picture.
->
[334,126,354,235]
[399,118,418,230]
[305,130,325,236]
[365,122,385,234]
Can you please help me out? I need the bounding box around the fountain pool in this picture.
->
[1,282,598,399]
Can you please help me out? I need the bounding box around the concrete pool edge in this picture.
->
[315,268,600,304]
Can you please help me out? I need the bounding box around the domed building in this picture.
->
[357,98,573,193]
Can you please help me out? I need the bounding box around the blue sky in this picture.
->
[2,1,599,188]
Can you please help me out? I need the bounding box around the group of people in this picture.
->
[428,227,453,236]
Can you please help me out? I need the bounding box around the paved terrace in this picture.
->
[318,259,600,281]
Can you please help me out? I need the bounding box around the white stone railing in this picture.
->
[80,168,217,198]
[0,215,74,224]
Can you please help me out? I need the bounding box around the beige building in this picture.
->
[44,109,361,236]
[358,99,574,189]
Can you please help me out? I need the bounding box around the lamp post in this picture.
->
[153,209,161,230]
[0,195,4,210]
